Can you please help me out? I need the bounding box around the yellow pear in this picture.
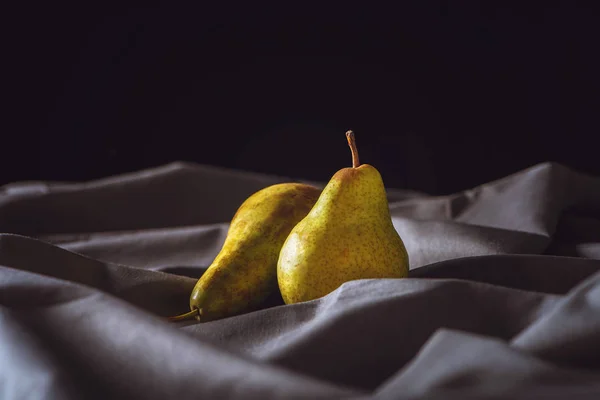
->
[277,131,409,304]
[170,182,321,322]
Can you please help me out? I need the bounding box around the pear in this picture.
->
[169,182,321,322]
[277,131,409,304]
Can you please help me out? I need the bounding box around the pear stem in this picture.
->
[167,308,199,322]
[346,130,360,168]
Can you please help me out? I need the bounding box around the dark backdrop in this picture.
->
[5,3,600,195]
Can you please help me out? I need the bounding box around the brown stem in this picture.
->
[167,308,199,322]
[346,130,360,168]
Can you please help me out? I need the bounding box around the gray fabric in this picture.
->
[1,161,600,399]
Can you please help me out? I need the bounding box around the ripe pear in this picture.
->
[169,183,321,322]
[277,131,409,304]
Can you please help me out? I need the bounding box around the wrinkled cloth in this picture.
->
[1,161,600,400]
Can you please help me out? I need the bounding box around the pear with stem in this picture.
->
[170,182,321,322]
[277,131,409,304]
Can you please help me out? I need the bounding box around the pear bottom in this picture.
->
[277,226,409,305]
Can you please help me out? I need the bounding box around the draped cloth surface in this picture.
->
[1,161,600,399]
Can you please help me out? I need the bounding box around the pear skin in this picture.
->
[277,131,409,304]
[170,183,321,322]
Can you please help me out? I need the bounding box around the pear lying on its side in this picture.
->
[277,131,409,304]
[170,183,321,322]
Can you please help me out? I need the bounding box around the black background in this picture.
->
[5,3,600,195]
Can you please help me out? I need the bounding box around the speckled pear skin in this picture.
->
[277,164,409,305]
[189,183,321,321]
